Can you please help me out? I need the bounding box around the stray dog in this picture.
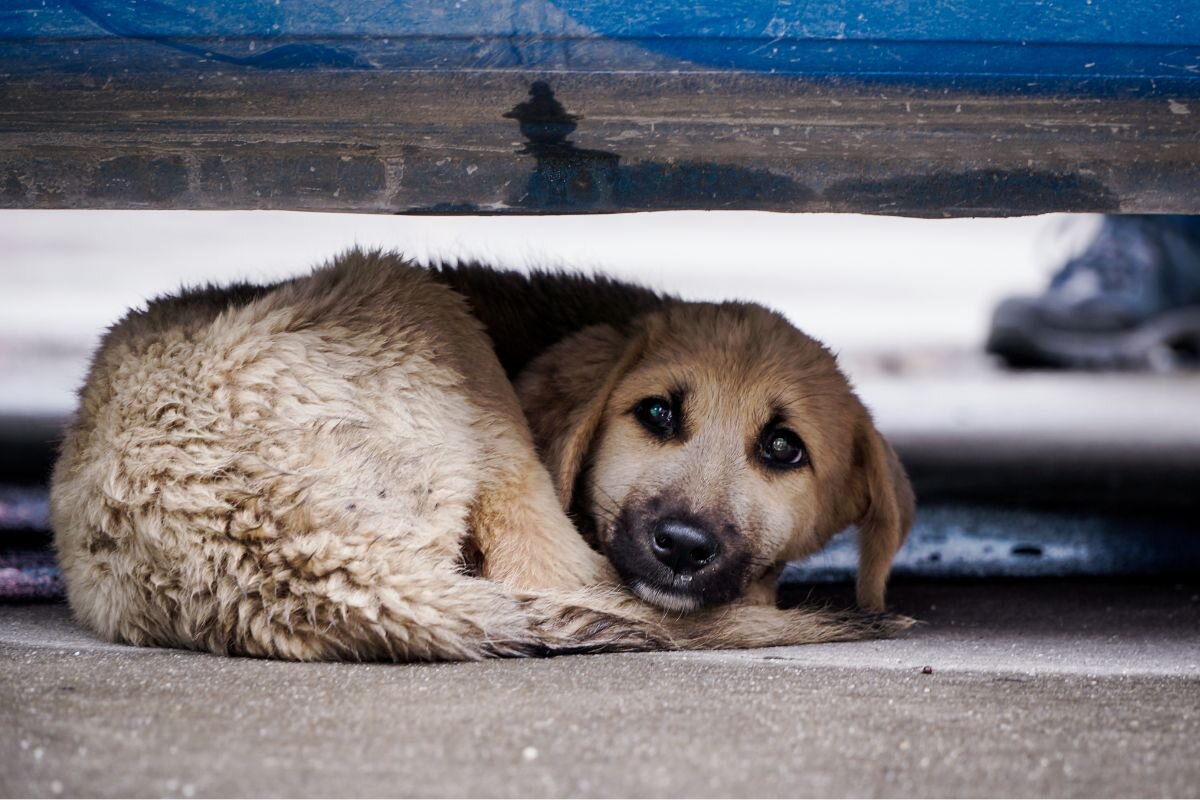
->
[51,250,914,660]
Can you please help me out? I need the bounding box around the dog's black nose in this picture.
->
[650,518,719,574]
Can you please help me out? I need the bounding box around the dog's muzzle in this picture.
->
[605,506,749,613]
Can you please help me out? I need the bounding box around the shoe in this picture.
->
[986,215,1200,369]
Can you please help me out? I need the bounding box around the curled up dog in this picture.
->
[51,250,915,660]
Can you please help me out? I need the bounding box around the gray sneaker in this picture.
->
[986,215,1200,369]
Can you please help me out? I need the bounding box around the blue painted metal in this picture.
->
[560,0,1200,81]
[0,0,1197,90]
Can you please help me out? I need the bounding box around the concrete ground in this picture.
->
[3,580,1198,798]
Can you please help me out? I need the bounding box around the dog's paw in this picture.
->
[518,596,673,656]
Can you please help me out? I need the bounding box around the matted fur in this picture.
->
[51,250,912,661]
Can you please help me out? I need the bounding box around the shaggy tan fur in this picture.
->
[51,250,913,661]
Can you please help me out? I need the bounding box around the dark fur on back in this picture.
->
[109,281,275,340]
[101,261,665,387]
[103,260,662,385]
[429,264,670,377]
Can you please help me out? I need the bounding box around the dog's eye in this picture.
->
[759,427,807,468]
[634,396,677,438]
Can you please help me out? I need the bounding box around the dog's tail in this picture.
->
[662,603,915,651]
[310,578,673,660]
[330,585,910,660]
[191,572,904,660]
[209,573,672,662]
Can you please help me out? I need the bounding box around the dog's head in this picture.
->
[517,302,913,613]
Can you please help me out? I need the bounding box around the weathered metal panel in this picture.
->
[1,1,1197,215]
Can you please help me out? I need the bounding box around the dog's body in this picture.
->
[51,251,913,660]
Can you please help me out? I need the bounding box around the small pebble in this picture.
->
[522,746,538,762]
[921,665,933,675]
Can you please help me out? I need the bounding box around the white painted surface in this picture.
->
[1,209,1074,417]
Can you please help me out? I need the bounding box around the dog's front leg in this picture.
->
[466,405,616,593]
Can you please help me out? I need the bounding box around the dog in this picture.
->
[51,250,914,661]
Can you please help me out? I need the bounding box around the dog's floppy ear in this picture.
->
[849,416,915,612]
[516,322,653,508]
